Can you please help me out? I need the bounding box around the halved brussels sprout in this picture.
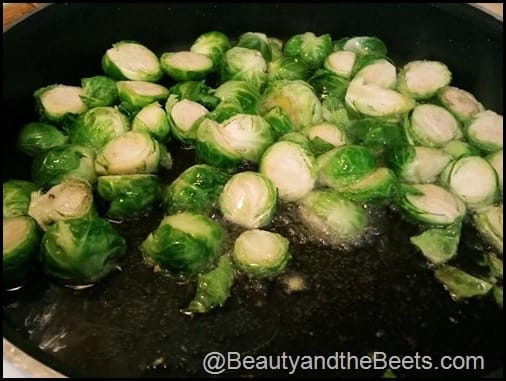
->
[308,69,349,100]
[473,205,503,254]
[303,122,347,154]
[17,122,68,157]
[435,265,493,300]
[3,180,38,218]
[233,229,290,278]
[163,164,230,215]
[299,190,368,245]
[324,51,356,79]
[262,106,295,137]
[440,156,498,210]
[317,145,377,190]
[31,144,97,187]
[166,96,209,144]
[102,41,162,82]
[214,80,261,115]
[219,171,277,229]
[260,141,317,201]
[34,84,88,123]
[487,150,503,193]
[437,86,484,122]
[80,76,119,107]
[394,183,466,226]
[3,216,40,290]
[190,31,231,68]
[141,212,223,275]
[97,174,160,219]
[338,167,396,203]
[410,222,461,264]
[221,47,267,90]
[41,216,127,285]
[95,132,161,175]
[169,81,219,110]
[237,32,272,61]
[342,36,387,57]
[116,80,170,107]
[267,56,309,82]
[160,51,214,81]
[70,107,130,151]
[465,110,503,152]
[353,58,397,89]
[132,102,170,141]
[397,60,452,100]
[442,140,479,159]
[28,179,94,231]
[283,32,332,69]
[278,132,313,152]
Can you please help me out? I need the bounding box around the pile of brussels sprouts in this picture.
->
[3,31,503,314]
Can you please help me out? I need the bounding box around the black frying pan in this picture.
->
[3,3,503,378]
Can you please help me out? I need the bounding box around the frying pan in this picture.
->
[3,3,503,378]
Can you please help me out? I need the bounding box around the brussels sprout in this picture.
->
[303,122,347,154]
[141,212,223,275]
[160,51,214,82]
[31,144,97,187]
[190,31,231,68]
[237,32,272,61]
[169,81,220,110]
[131,102,169,141]
[102,41,162,82]
[345,77,415,119]
[116,80,170,107]
[465,110,503,152]
[394,183,466,226]
[232,229,290,278]
[442,140,479,159]
[397,60,452,100]
[278,132,313,152]
[219,171,277,229]
[28,179,95,231]
[353,58,397,89]
[321,97,351,129]
[486,252,503,280]
[437,86,484,122]
[163,164,230,215]
[80,76,119,107]
[210,80,261,121]
[261,80,322,130]
[34,84,88,123]
[3,180,38,218]
[165,96,208,144]
[3,216,40,289]
[41,216,126,285]
[338,167,396,203]
[262,106,295,137]
[324,51,357,79]
[317,145,377,190]
[183,255,235,315]
[260,141,317,201]
[434,266,493,300]
[268,37,283,61]
[117,100,142,121]
[221,47,267,90]
[95,132,161,175]
[17,122,68,157]
[386,145,451,184]
[267,56,309,82]
[284,32,332,70]
[487,150,503,193]
[440,156,498,210]
[410,222,461,264]
[308,69,349,100]
[473,205,503,254]
[70,107,130,151]
[342,36,387,57]
[299,190,368,245]
[493,286,503,308]
[350,118,405,156]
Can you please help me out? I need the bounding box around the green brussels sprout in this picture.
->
[183,255,235,315]
[487,150,503,193]
[324,50,357,79]
[437,86,484,122]
[338,167,396,203]
[3,180,38,218]
[41,216,127,285]
[278,132,313,152]
[317,145,377,190]
[116,80,170,107]
[350,118,405,157]
[102,40,162,82]
[440,156,498,210]
[473,205,503,254]
[169,81,220,110]
[190,31,231,68]
[232,229,290,278]
[3,216,40,290]
[163,164,230,215]
[410,222,461,264]
[221,47,267,90]
[442,140,479,159]
[397,60,452,101]
[262,106,295,137]
[434,265,493,300]
[141,212,223,275]
[260,141,317,201]
[117,100,143,121]
[160,51,214,81]
[28,179,95,231]
[268,37,283,61]
[267,56,309,82]
[298,190,368,245]
[261,80,322,130]
[394,183,466,226]
[70,107,130,151]
[308,69,349,100]
[17,122,68,157]
[97,174,160,219]
[210,80,261,122]
[132,102,170,141]
[353,58,397,89]
[237,32,272,61]
[80,76,119,107]
[219,171,277,229]
[165,95,208,144]
[95,132,161,175]
[303,122,347,154]
[342,36,387,57]
[34,84,88,123]
[284,32,332,70]
[31,144,97,187]
[465,110,503,153]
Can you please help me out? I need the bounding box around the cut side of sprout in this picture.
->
[339,167,396,202]
[37,85,88,121]
[195,118,242,168]
[324,51,356,79]
[160,51,214,81]
[408,104,461,147]
[353,59,397,89]
[397,60,451,100]
[465,110,503,152]
[304,122,347,154]
[132,102,170,141]
[167,97,208,143]
[438,86,484,122]
[116,81,169,107]
[392,146,452,184]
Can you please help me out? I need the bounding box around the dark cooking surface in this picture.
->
[3,3,503,378]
